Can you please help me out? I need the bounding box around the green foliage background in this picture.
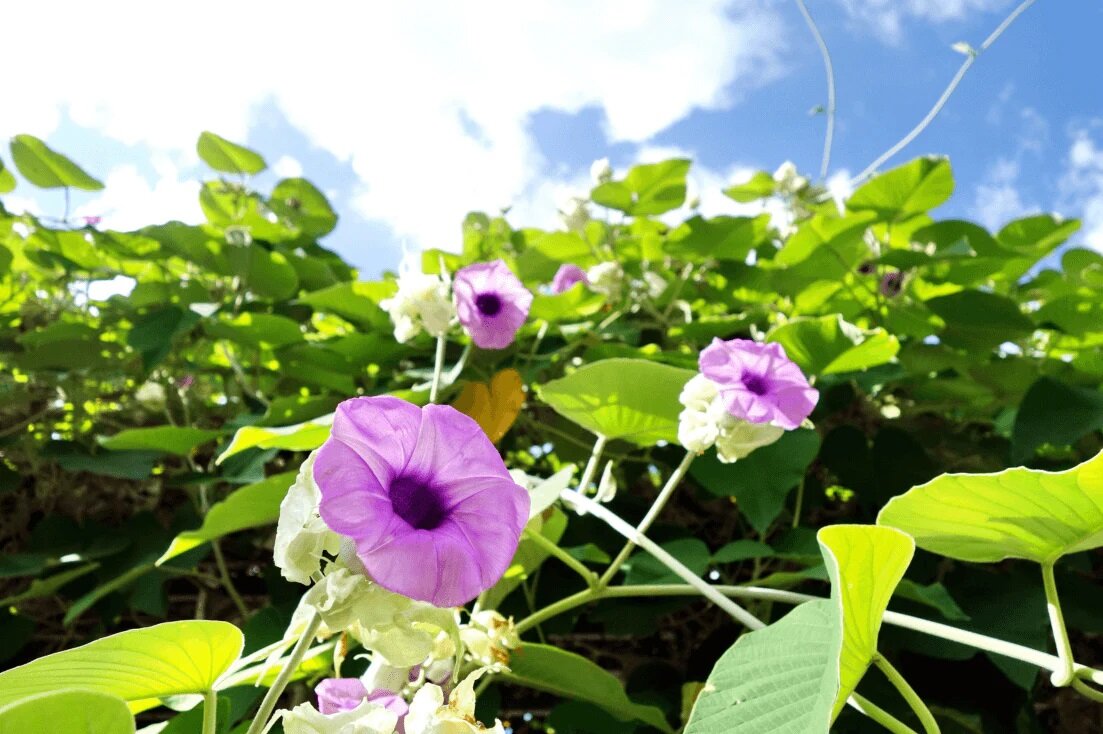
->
[1,133,1102,732]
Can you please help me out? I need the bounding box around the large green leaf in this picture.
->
[1011,377,1103,462]
[503,643,673,733]
[767,315,899,376]
[535,359,694,445]
[878,450,1103,564]
[591,159,690,216]
[818,525,915,717]
[924,290,1034,350]
[9,135,104,190]
[848,156,953,220]
[0,690,134,734]
[100,426,222,456]
[690,429,821,532]
[0,621,243,705]
[665,215,771,262]
[205,312,305,349]
[217,415,334,463]
[157,472,297,564]
[684,600,841,734]
[196,131,267,175]
[269,178,338,237]
[723,171,776,202]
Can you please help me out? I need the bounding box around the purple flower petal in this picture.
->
[454,260,533,349]
[551,264,587,294]
[699,338,818,430]
[317,397,530,607]
[316,678,369,715]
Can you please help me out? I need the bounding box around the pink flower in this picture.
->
[699,338,818,430]
[550,264,588,294]
[316,396,529,607]
[315,678,410,731]
[453,260,532,349]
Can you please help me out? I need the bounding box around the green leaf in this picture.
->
[592,159,691,216]
[665,215,771,261]
[684,600,841,734]
[269,178,338,237]
[878,450,1103,564]
[535,359,694,445]
[0,563,100,607]
[817,525,915,717]
[625,539,710,586]
[712,540,775,564]
[0,156,15,194]
[100,427,222,456]
[723,171,776,202]
[848,156,953,220]
[196,132,267,175]
[0,690,134,734]
[1011,377,1103,462]
[924,290,1033,350]
[894,579,969,622]
[690,429,821,532]
[481,507,567,610]
[503,643,673,733]
[529,285,605,322]
[997,214,1079,256]
[157,472,297,564]
[767,315,899,376]
[217,415,333,464]
[205,312,305,349]
[9,135,104,190]
[0,620,244,705]
[128,306,201,372]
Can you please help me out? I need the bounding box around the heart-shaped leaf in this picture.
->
[196,131,267,175]
[878,450,1103,564]
[453,368,525,443]
[0,690,134,734]
[9,135,104,190]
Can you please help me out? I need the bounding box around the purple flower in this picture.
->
[453,260,533,349]
[551,264,588,294]
[880,271,904,297]
[316,396,529,607]
[315,678,410,730]
[699,338,819,430]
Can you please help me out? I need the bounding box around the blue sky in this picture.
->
[3,1,1100,277]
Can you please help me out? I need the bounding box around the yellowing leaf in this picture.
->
[452,368,524,444]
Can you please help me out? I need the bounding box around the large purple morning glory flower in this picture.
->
[699,338,818,431]
[550,264,588,294]
[316,396,530,607]
[453,260,533,349]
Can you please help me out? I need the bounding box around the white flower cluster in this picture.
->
[677,374,784,462]
[773,161,809,197]
[586,261,624,298]
[560,196,591,233]
[379,271,454,343]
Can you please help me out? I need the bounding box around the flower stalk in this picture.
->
[245,610,322,734]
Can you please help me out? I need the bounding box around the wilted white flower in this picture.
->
[642,271,667,300]
[772,161,808,196]
[590,157,613,185]
[559,196,591,233]
[460,611,520,668]
[404,670,505,734]
[134,382,167,410]
[275,451,342,585]
[677,374,784,462]
[586,261,623,299]
[379,271,454,343]
[281,699,398,734]
[595,461,617,504]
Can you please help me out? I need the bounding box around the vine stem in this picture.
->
[598,451,695,587]
[563,491,765,630]
[1041,561,1075,686]
[571,434,608,513]
[202,689,218,734]
[849,0,1038,186]
[429,334,447,403]
[1071,677,1103,704]
[851,693,919,734]
[212,540,249,618]
[523,528,598,587]
[795,0,836,180]
[874,654,940,734]
[245,611,322,734]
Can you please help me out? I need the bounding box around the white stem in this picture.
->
[562,490,765,630]
[429,334,447,403]
[571,435,608,514]
[795,0,836,180]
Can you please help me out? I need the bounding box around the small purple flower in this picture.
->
[316,396,529,607]
[856,261,876,276]
[453,260,533,349]
[880,271,904,297]
[551,264,588,294]
[699,338,819,430]
[316,678,410,730]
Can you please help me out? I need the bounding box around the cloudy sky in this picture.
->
[2,1,1099,276]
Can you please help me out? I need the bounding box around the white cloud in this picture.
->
[73,160,201,231]
[972,157,1035,230]
[1059,125,1103,251]
[836,0,1009,43]
[2,0,786,255]
[273,155,304,180]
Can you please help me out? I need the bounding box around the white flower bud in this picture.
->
[559,196,591,233]
[281,699,397,734]
[379,271,454,343]
[586,261,623,299]
[677,374,784,459]
[134,382,167,410]
[643,271,667,299]
[275,451,342,585]
[713,419,784,463]
[590,157,613,185]
[595,461,617,504]
[772,161,808,195]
